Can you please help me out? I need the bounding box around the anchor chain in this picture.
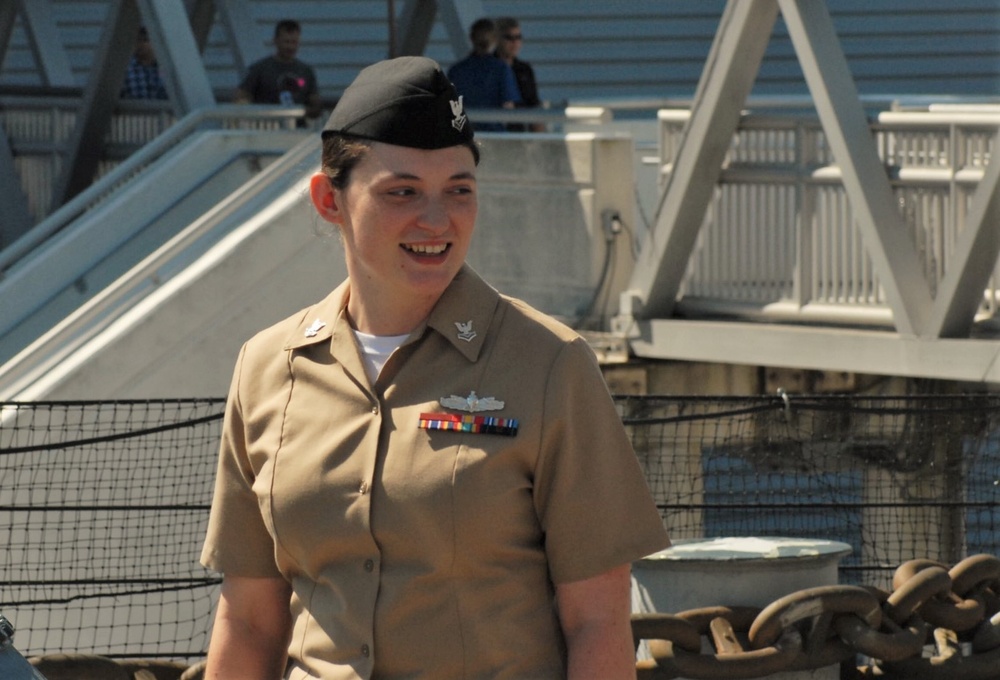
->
[633,553,1000,680]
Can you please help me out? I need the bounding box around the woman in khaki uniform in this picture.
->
[200,56,670,680]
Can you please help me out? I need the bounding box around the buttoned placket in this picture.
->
[353,335,421,672]
[337,373,383,671]
[359,390,382,667]
[315,306,386,673]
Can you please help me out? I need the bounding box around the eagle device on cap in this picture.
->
[322,56,475,150]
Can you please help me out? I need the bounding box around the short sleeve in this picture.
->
[532,338,670,584]
[200,344,283,577]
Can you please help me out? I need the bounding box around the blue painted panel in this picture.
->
[703,451,866,583]
[965,432,1000,556]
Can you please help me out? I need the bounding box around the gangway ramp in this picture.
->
[0,129,638,400]
[0,128,333,399]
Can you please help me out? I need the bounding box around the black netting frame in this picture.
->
[0,400,224,660]
[620,394,1000,590]
[1,394,998,660]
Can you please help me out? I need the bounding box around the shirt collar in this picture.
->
[424,265,499,362]
[282,280,346,351]
[281,265,500,362]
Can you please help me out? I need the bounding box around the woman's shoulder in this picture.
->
[447,267,584,349]
[246,306,312,348]
[495,294,588,351]
[241,285,345,361]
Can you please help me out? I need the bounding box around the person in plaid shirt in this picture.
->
[120,26,167,100]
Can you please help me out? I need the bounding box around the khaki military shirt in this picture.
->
[201,265,670,679]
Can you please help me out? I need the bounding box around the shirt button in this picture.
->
[361,644,370,657]
[364,559,375,572]
[371,404,379,414]
[359,481,369,495]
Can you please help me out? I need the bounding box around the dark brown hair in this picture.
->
[274,19,301,38]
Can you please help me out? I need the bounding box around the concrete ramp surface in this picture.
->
[0,131,636,400]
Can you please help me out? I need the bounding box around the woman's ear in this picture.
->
[310,172,342,224]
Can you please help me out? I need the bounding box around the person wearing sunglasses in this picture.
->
[494,17,544,132]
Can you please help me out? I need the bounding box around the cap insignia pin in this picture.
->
[440,391,504,413]
[304,319,326,338]
[454,320,476,342]
[450,96,467,132]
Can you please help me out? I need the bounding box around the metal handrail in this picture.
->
[0,102,625,276]
[0,134,319,398]
[0,104,308,276]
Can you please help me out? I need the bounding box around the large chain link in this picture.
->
[633,553,1000,680]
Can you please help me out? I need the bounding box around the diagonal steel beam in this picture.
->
[137,0,215,114]
[0,123,34,248]
[185,0,215,53]
[396,0,437,56]
[212,0,259,78]
[394,0,483,59]
[435,0,485,59]
[56,0,217,205]
[926,126,1000,338]
[15,0,75,87]
[778,0,932,336]
[0,4,16,75]
[185,0,258,83]
[52,0,140,207]
[625,0,780,320]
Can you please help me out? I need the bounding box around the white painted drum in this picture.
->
[631,536,853,680]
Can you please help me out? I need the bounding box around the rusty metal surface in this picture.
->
[633,553,1000,679]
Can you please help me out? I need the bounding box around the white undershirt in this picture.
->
[352,330,409,384]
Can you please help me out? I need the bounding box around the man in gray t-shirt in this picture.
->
[235,19,321,119]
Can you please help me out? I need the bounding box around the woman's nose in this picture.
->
[417,199,449,232]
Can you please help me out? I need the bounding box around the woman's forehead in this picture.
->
[359,142,477,176]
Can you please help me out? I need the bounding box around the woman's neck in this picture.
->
[346,292,435,336]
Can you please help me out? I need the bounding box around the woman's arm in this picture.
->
[205,575,293,680]
[555,563,637,680]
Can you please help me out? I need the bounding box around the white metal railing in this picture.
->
[0,135,320,398]
[657,107,1000,326]
[0,97,615,232]
[0,98,316,227]
[0,103,313,274]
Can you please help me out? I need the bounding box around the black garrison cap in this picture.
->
[322,56,474,149]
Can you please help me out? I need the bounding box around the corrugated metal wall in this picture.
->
[2,0,999,102]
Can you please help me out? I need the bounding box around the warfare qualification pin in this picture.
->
[439,391,503,413]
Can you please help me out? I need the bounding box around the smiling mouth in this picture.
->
[403,243,450,255]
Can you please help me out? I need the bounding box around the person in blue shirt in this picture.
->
[446,18,520,132]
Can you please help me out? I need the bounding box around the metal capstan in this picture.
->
[0,615,47,680]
